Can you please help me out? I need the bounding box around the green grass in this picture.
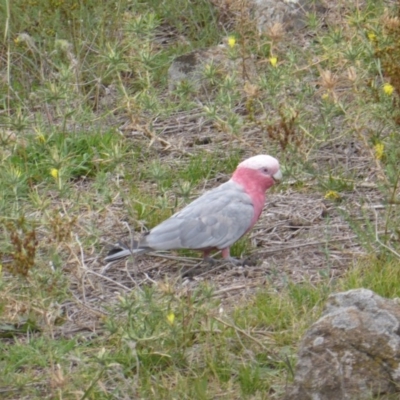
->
[2,0,400,398]
[3,259,400,398]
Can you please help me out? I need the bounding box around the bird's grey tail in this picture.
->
[104,241,146,262]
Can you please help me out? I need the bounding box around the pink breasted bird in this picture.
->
[105,155,282,263]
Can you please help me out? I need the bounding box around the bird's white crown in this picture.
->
[238,155,279,170]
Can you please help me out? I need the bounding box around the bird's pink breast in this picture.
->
[246,190,265,232]
[231,167,271,231]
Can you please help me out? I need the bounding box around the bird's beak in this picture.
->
[273,169,282,182]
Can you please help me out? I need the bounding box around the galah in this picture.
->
[105,154,282,263]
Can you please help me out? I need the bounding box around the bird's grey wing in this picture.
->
[141,181,255,251]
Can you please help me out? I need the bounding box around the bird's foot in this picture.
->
[224,256,260,267]
[204,256,217,267]
[224,257,243,266]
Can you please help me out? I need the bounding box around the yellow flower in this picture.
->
[36,134,46,143]
[383,83,394,96]
[34,128,46,143]
[269,56,278,67]
[167,312,175,325]
[367,32,377,42]
[321,92,329,100]
[227,36,236,48]
[50,168,59,179]
[374,142,384,160]
[324,190,340,200]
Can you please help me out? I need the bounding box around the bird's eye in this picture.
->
[262,168,269,173]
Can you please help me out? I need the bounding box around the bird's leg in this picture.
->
[221,248,259,266]
[221,248,244,266]
[181,251,216,278]
[202,250,216,266]
[202,250,240,266]
[201,249,246,267]
[220,248,231,259]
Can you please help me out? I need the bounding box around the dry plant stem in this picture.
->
[123,260,142,290]
[121,221,143,289]
[212,316,270,350]
[258,235,359,256]
[86,269,132,291]
[182,260,227,278]
[75,234,87,273]
[374,209,400,259]
[143,272,158,285]
[384,172,400,239]
[73,234,90,303]
[149,253,200,263]
[213,283,260,296]
[71,291,108,318]
[74,234,133,291]
[293,57,330,72]
[196,262,235,277]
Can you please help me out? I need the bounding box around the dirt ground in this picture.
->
[59,111,386,337]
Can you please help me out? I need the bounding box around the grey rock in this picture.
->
[285,289,400,400]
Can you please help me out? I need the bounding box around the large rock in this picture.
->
[285,289,400,400]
